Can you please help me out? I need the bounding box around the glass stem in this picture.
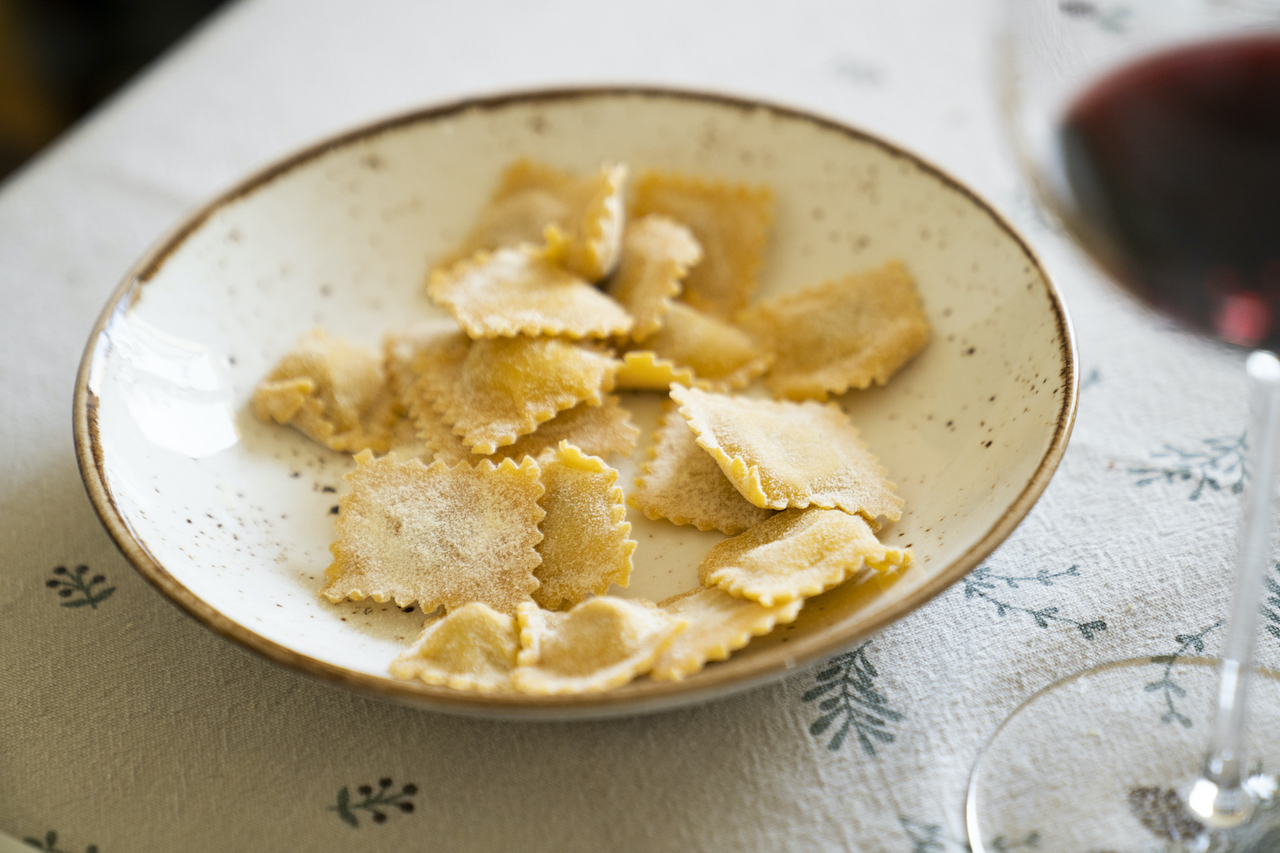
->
[1188,350,1280,828]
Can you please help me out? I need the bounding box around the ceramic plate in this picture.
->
[74,88,1077,718]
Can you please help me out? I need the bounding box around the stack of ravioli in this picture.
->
[251,159,931,695]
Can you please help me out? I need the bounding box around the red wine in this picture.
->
[1061,35,1280,348]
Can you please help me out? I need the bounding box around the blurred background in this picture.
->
[0,0,227,180]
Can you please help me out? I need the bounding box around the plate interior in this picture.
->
[85,92,1071,713]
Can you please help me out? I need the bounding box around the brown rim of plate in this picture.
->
[72,85,1078,719]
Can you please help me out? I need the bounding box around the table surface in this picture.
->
[2,0,1275,850]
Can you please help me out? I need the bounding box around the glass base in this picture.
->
[967,658,1280,853]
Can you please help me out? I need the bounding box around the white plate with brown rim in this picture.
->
[73,87,1077,719]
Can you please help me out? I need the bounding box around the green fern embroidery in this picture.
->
[962,565,1106,640]
[900,816,970,852]
[803,642,903,754]
[23,830,98,853]
[329,778,417,827]
[1130,434,1247,500]
[988,832,1041,852]
[45,565,115,609]
[1147,621,1223,727]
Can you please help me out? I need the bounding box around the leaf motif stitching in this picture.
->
[803,642,903,755]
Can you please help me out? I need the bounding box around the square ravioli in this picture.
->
[383,320,462,413]
[417,395,639,464]
[320,451,545,614]
[629,403,773,535]
[389,603,519,692]
[739,260,930,400]
[533,442,635,609]
[634,302,771,391]
[428,246,632,339]
[512,598,685,694]
[630,171,772,319]
[439,159,626,281]
[252,328,396,453]
[651,586,803,680]
[412,332,620,454]
[605,215,703,342]
[698,508,911,606]
[670,385,903,527]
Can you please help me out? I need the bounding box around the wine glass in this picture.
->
[970,2,1280,851]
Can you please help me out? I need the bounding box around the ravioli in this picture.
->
[698,508,911,606]
[613,351,701,392]
[606,215,702,342]
[389,603,520,692]
[512,598,685,694]
[272,158,935,697]
[739,260,930,400]
[417,395,639,464]
[629,403,773,535]
[540,162,629,281]
[428,246,633,339]
[320,451,545,614]
[252,328,396,453]
[670,386,903,526]
[650,586,803,680]
[383,320,462,413]
[639,302,770,391]
[438,188,567,269]
[631,171,772,319]
[413,332,619,454]
[533,443,635,609]
[439,159,627,281]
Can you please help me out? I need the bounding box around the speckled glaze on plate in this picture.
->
[73,88,1077,719]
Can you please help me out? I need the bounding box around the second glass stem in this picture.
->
[1190,349,1280,827]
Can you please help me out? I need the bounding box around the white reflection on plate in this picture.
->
[92,308,238,458]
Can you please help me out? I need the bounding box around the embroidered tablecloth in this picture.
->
[2,0,1276,850]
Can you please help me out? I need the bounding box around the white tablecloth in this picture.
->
[2,1,1274,850]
